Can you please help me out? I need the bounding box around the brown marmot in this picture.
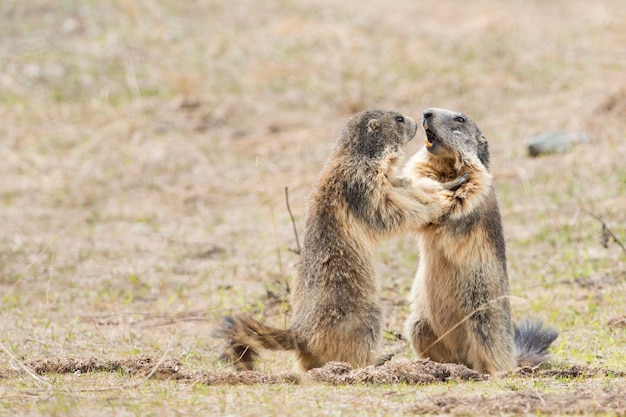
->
[403,107,558,373]
[218,109,467,371]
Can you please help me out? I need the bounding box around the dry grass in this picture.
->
[1,0,625,415]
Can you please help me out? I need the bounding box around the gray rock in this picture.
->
[527,131,590,157]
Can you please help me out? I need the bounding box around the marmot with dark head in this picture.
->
[403,107,558,373]
[218,109,467,371]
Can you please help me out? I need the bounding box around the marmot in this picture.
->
[218,109,467,371]
[403,107,558,373]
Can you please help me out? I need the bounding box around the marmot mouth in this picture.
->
[424,130,439,149]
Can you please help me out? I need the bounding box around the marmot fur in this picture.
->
[218,109,466,371]
[403,107,558,373]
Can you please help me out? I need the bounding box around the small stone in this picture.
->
[527,131,590,157]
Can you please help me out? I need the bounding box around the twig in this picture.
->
[217,345,251,371]
[383,329,404,341]
[1,234,59,307]
[419,295,510,357]
[0,342,52,388]
[1,146,50,180]
[284,187,301,255]
[124,59,142,104]
[45,238,57,307]
[256,158,284,277]
[131,339,175,387]
[88,318,110,343]
[582,208,626,255]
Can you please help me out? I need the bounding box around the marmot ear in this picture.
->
[478,134,487,144]
[367,119,380,133]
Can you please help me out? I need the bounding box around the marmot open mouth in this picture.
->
[425,130,439,148]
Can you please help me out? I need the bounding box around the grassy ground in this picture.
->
[1,0,625,415]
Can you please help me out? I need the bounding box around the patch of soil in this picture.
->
[410,387,626,416]
[307,360,484,385]
[190,370,300,385]
[1,355,302,385]
[2,356,625,389]
[512,364,626,378]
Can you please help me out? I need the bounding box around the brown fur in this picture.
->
[219,109,464,371]
[404,108,557,373]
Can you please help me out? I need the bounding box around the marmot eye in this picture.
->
[454,116,466,123]
[395,116,405,123]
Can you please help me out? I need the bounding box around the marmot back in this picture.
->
[219,109,464,371]
[403,107,558,373]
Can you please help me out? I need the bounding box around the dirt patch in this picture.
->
[1,355,301,385]
[4,357,625,415]
[190,370,301,385]
[5,356,625,387]
[3,356,480,385]
[410,386,626,416]
[512,364,626,379]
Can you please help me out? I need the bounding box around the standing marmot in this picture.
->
[403,107,558,373]
[218,109,467,371]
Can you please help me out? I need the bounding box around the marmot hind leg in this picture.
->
[293,306,382,370]
[465,311,516,373]
[407,317,454,363]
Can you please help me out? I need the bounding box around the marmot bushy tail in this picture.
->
[218,109,467,371]
[403,107,557,373]
[219,315,296,370]
[514,319,559,367]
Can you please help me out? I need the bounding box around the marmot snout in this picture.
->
[422,107,489,167]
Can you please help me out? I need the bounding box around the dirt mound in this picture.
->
[26,355,183,379]
[3,355,624,389]
[307,360,483,385]
[1,355,302,385]
[1,356,482,385]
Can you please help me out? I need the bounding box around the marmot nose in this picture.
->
[423,110,434,120]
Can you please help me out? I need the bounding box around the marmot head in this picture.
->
[422,108,490,169]
[338,110,417,162]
